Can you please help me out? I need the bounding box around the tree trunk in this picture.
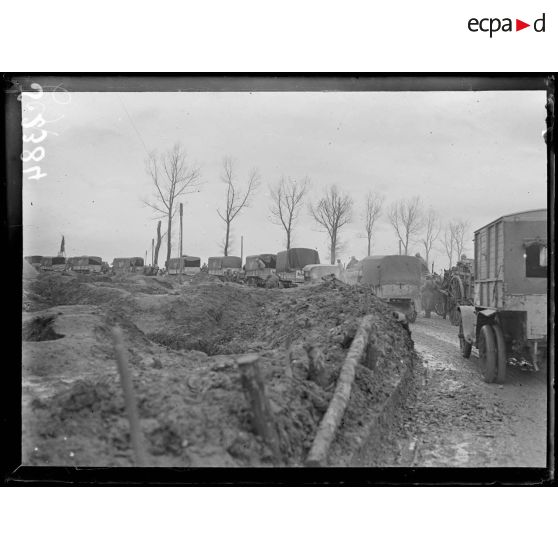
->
[367,236,371,256]
[286,230,291,250]
[224,222,230,256]
[166,213,172,268]
[154,221,162,266]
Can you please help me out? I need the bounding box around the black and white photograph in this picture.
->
[10,75,552,471]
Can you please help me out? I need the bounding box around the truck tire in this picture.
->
[459,314,472,359]
[492,323,507,384]
[478,324,497,383]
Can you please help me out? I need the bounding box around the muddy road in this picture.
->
[393,315,548,467]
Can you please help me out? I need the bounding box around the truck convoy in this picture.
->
[457,209,547,383]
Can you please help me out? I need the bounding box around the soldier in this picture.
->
[421,274,437,318]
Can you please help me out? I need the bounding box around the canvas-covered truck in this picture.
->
[40,256,66,272]
[111,257,145,274]
[167,256,201,276]
[360,255,423,322]
[458,209,547,383]
[276,248,320,287]
[244,254,276,286]
[208,256,243,280]
[67,256,103,273]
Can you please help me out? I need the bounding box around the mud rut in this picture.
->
[390,314,547,467]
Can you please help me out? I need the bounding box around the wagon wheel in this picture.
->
[478,324,497,383]
[447,276,464,326]
[458,313,472,359]
[492,323,507,383]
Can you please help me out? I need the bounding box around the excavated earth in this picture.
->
[22,272,416,467]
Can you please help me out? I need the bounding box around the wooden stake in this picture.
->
[179,203,184,283]
[237,354,281,465]
[111,326,148,467]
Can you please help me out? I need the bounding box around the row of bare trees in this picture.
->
[144,143,469,269]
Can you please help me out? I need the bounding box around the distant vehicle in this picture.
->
[24,255,43,271]
[303,263,340,283]
[244,254,276,286]
[208,256,243,280]
[167,256,201,276]
[360,255,423,322]
[437,257,475,324]
[67,256,103,274]
[111,257,145,274]
[40,256,66,272]
[276,248,320,287]
[458,209,547,383]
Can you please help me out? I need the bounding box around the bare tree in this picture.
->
[217,157,260,256]
[363,191,384,256]
[309,185,353,264]
[450,219,470,261]
[269,176,309,249]
[387,196,424,255]
[441,225,456,269]
[421,208,441,267]
[145,143,201,267]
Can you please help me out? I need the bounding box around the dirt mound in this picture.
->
[22,275,417,466]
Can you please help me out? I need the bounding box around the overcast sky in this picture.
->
[22,89,547,271]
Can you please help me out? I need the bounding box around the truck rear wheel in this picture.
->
[478,324,497,383]
[492,323,507,384]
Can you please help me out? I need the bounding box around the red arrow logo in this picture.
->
[516,19,530,31]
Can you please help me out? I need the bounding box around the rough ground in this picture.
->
[22,272,415,467]
[384,314,547,467]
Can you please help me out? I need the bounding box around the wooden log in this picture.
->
[111,327,148,467]
[237,354,281,465]
[305,315,375,467]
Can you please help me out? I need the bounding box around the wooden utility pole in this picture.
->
[179,203,184,283]
[241,235,244,266]
[151,238,154,267]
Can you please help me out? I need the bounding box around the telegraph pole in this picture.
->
[179,203,184,283]
[241,235,244,265]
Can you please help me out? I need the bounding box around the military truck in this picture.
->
[167,256,201,276]
[111,257,145,274]
[208,256,243,281]
[67,256,104,273]
[360,255,423,322]
[40,256,66,272]
[276,248,320,287]
[244,254,276,286]
[458,209,547,383]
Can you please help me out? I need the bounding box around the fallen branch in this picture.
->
[305,315,375,467]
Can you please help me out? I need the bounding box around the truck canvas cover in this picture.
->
[276,248,320,273]
[208,256,242,270]
[42,257,66,266]
[361,255,422,287]
[168,256,201,269]
[245,254,277,272]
